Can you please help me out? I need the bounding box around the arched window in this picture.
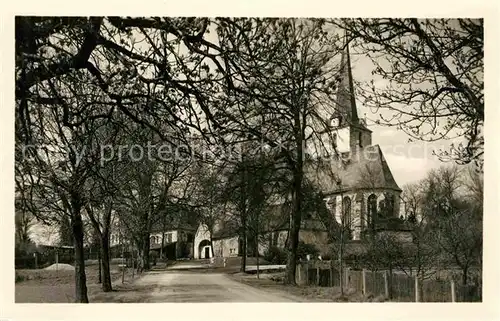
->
[378,199,386,218]
[367,194,377,227]
[379,193,395,218]
[342,196,352,228]
[388,194,395,217]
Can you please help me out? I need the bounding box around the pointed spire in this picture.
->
[335,33,359,125]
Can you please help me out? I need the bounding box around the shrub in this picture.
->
[297,241,319,260]
[15,273,25,283]
[321,253,333,261]
[264,246,288,264]
[149,251,158,266]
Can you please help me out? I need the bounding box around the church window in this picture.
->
[367,194,377,227]
[378,193,395,218]
[342,196,352,228]
[378,200,386,218]
[387,194,395,217]
[358,132,363,147]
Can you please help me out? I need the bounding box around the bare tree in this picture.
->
[212,18,345,284]
[399,182,440,300]
[417,165,482,286]
[335,19,483,169]
[15,205,35,245]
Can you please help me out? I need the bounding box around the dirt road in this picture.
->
[90,270,300,302]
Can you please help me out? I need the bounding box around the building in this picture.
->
[309,44,411,242]
[192,43,412,259]
[21,43,411,263]
[148,221,197,260]
[109,208,198,260]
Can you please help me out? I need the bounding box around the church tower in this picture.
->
[308,37,406,242]
[328,42,372,155]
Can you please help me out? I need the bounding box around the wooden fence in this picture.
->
[296,261,481,302]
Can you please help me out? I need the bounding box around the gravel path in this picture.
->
[90,270,300,302]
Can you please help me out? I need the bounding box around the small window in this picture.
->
[358,132,363,147]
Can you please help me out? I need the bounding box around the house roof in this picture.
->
[307,144,401,195]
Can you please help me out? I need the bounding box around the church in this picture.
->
[193,44,412,260]
[309,43,410,242]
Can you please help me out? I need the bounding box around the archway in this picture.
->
[198,239,212,259]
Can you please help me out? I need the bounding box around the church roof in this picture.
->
[307,144,401,194]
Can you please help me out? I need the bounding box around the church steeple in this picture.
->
[325,35,372,154]
[335,37,359,126]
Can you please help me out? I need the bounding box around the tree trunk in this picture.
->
[285,167,303,285]
[160,213,167,259]
[240,234,247,273]
[135,240,144,273]
[462,266,468,285]
[240,211,247,273]
[136,205,151,272]
[141,231,150,271]
[418,275,424,302]
[97,246,102,284]
[100,235,112,292]
[339,230,344,295]
[71,209,88,303]
[388,266,393,299]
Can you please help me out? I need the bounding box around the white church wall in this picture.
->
[307,126,351,159]
[336,127,351,153]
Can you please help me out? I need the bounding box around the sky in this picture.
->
[23,18,467,247]
[103,18,453,187]
[198,20,454,187]
[347,48,455,187]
